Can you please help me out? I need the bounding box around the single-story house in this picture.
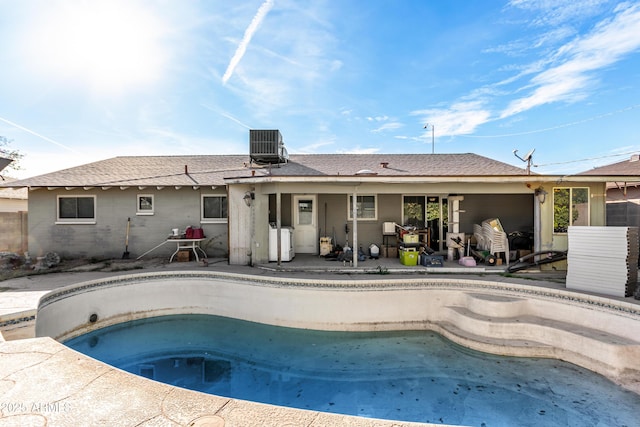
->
[0,131,617,267]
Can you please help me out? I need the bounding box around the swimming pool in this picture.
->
[65,313,639,426]
[36,271,640,426]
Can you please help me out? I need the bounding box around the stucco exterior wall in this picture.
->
[27,187,228,259]
[22,179,608,264]
[227,185,253,265]
[531,181,606,253]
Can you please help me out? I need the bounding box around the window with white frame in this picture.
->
[137,194,154,215]
[57,195,96,223]
[553,187,589,233]
[347,195,377,220]
[201,194,227,223]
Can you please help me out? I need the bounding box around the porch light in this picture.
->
[243,191,254,207]
[535,187,547,204]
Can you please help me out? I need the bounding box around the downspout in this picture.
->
[439,199,445,252]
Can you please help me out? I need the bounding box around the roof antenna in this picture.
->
[513,148,535,175]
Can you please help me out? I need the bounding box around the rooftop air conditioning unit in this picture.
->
[250,129,289,165]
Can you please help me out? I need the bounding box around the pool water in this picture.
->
[65,314,639,426]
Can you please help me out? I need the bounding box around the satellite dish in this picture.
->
[513,149,535,163]
[523,148,535,162]
[512,148,535,175]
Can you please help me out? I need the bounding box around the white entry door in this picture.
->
[293,195,317,254]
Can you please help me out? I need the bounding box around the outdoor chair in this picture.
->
[482,222,509,265]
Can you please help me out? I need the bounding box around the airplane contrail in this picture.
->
[200,103,252,129]
[222,0,274,85]
[0,116,81,153]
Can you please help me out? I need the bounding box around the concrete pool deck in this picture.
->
[1,256,639,426]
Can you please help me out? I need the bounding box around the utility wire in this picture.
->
[534,150,638,168]
[460,104,640,138]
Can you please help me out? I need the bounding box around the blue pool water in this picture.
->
[65,314,639,426]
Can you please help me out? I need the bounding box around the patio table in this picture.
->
[168,238,207,263]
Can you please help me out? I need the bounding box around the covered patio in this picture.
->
[256,252,535,275]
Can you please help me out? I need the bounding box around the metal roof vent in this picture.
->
[356,169,377,175]
[250,129,289,165]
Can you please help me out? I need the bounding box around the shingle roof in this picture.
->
[1,156,250,188]
[0,176,27,198]
[274,153,530,177]
[0,153,532,188]
[578,154,640,176]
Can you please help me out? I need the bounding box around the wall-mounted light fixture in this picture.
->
[243,191,254,207]
[534,187,547,204]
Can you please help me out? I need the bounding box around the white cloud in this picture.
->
[336,147,380,155]
[501,2,640,118]
[297,138,337,153]
[484,27,575,57]
[411,101,492,136]
[372,122,404,133]
[507,0,609,26]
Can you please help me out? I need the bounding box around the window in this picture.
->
[202,195,227,223]
[403,195,425,228]
[297,199,313,225]
[553,187,589,233]
[57,195,96,223]
[347,195,377,220]
[137,194,154,215]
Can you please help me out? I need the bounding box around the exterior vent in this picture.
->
[356,169,377,175]
[250,130,289,165]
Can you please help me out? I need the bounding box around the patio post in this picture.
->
[276,190,281,266]
[352,190,358,267]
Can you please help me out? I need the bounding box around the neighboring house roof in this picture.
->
[578,154,640,177]
[0,153,536,189]
[0,176,28,198]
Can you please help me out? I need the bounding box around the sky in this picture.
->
[1,0,640,179]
